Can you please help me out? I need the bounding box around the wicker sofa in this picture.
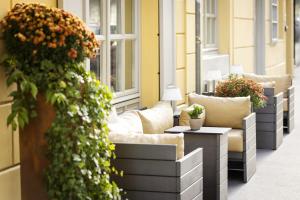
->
[186,94,256,183]
[108,102,204,200]
[243,73,295,133]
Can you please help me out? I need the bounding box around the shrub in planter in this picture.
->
[0,3,120,200]
[215,75,267,109]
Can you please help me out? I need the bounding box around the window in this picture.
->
[204,0,217,49]
[88,0,139,103]
[271,0,278,43]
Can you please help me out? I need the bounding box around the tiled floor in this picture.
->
[228,67,300,200]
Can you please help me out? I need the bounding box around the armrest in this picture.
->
[287,86,295,98]
[176,148,203,176]
[243,113,256,130]
[242,113,256,151]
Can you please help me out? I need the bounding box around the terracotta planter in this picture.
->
[19,94,55,200]
[189,118,204,130]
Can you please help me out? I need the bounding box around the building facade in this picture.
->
[0,0,295,199]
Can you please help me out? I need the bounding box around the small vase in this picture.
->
[189,118,203,130]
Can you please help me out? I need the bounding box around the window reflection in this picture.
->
[89,0,102,35]
[110,0,121,34]
[111,41,122,92]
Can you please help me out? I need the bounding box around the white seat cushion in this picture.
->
[138,102,174,134]
[108,109,143,134]
[228,129,244,152]
[189,94,251,129]
[108,132,184,159]
[283,98,288,112]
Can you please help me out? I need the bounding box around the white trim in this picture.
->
[203,0,218,49]
[270,0,279,44]
[159,0,177,98]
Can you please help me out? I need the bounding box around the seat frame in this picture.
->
[254,88,284,150]
[228,113,256,183]
[112,143,203,200]
[285,86,295,133]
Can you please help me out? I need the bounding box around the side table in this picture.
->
[165,126,231,200]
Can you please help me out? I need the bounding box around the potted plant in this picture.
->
[0,3,120,200]
[188,105,204,130]
[215,75,267,109]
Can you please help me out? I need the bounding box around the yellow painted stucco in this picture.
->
[140,0,160,108]
[0,1,56,199]
[175,0,196,106]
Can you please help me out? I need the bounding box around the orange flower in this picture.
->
[67,48,78,59]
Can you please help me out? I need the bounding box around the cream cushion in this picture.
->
[138,102,174,134]
[228,129,244,152]
[179,104,206,126]
[189,94,251,129]
[108,110,143,134]
[283,98,288,112]
[243,73,292,96]
[108,133,184,159]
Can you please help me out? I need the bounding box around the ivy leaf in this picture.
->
[30,83,38,99]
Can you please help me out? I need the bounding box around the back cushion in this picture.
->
[243,73,291,96]
[109,133,184,160]
[108,110,143,134]
[138,102,174,134]
[189,94,251,129]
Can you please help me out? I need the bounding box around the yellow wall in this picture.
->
[140,0,160,108]
[0,1,57,199]
[232,0,255,73]
[175,0,196,105]
[265,0,287,75]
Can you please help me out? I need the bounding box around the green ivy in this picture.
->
[1,57,121,199]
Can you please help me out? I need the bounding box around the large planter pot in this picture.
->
[20,94,55,200]
[189,118,204,130]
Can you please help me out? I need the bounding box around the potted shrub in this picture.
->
[188,105,204,130]
[215,75,267,109]
[0,3,120,200]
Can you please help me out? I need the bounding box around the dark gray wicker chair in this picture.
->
[112,144,203,200]
[254,88,284,150]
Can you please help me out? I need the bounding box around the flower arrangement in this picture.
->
[215,75,267,109]
[1,3,120,200]
[188,105,203,119]
[0,3,98,64]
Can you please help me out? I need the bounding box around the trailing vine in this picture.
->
[1,3,121,199]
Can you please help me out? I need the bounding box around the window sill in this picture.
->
[203,48,218,55]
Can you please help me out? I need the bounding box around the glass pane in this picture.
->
[89,0,102,35]
[205,18,211,45]
[110,41,122,92]
[110,0,121,34]
[272,24,278,39]
[205,0,210,14]
[125,0,134,34]
[125,40,134,90]
[272,6,278,21]
[211,18,216,44]
[211,0,216,14]
[90,53,101,80]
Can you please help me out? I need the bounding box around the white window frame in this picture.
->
[204,0,217,51]
[86,0,140,104]
[270,0,279,43]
